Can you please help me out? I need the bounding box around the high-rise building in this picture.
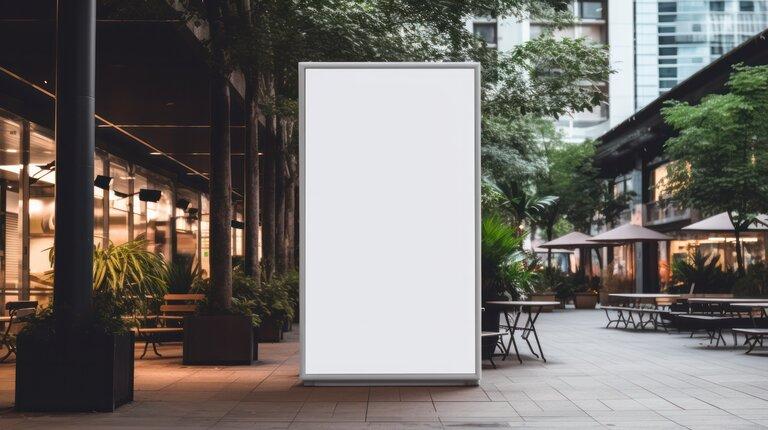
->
[636,0,768,109]
[471,0,768,142]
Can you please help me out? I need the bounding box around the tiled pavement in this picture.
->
[1,309,767,429]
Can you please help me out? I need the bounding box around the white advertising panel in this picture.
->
[300,63,480,384]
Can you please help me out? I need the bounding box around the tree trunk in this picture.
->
[285,175,296,270]
[260,119,277,279]
[274,128,287,275]
[206,0,232,310]
[243,80,261,282]
[728,211,746,275]
[209,75,232,310]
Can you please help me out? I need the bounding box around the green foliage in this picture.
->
[733,262,768,297]
[193,267,296,327]
[596,182,635,229]
[483,177,557,229]
[481,215,536,300]
[41,236,168,331]
[662,64,768,271]
[670,250,736,294]
[167,254,203,294]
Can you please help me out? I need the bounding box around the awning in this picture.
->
[533,247,574,254]
[682,212,768,232]
[589,223,672,243]
[539,232,601,249]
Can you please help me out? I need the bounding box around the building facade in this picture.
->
[471,1,768,142]
[636,0,768,109]
[594,27,768,293]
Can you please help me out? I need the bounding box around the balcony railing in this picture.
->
[645,200,690,225]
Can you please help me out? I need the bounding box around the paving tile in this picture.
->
[366,401,438,421]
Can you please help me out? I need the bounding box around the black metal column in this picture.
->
[53,0,95,319]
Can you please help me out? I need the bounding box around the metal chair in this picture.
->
[0,300,38,362]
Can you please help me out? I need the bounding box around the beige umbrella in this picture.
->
[540,232,603,249]
[682,212,768,232]
[589,223,672,243]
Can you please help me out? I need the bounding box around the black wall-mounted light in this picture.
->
[138,189,162,203]
[29,160,56,185]
[94,175,113,190]
[176,198,191,210]
[112,188,162,202]
[231,220,244,229]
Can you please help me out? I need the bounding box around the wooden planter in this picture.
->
[529,292,558,312]
[183,315,253,365]
[259,316,283,342]
[15,332,134,412]
[574,292,599,309]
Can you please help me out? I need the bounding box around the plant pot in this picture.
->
[574,292,599,309]
[183,315,253,365]
[259,316,283,342]
[282,319,293,332]
[15,332,134,412]
[529,292,557,312]
[252,326,260,361]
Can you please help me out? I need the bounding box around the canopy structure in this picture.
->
[589,223,672,243]
[682,212,768,232]
[533,247,574,254]
[539,232,601,249]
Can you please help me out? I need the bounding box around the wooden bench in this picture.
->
[0,301,38,362]
[602,306,669,331]
[133,294,203,358]
[732,328,768,354]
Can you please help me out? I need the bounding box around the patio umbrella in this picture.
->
[682,212,768,232]
[540,232,601,249]
[533,247,574,254]
[588,223,672,243]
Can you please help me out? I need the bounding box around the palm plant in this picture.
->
[483,177,557,229]
[46,234,168,315]
[167,254,203,294]
[671,250,735,294]
[482,215,535,301]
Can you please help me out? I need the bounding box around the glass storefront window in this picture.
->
[175,187,199,263]
[200,195,210,277]
[27,127,56,298]
[0,116,21,307]
[231,202,243,257]
[109,159,131,245]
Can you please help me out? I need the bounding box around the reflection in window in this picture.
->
[175,187,199,263]
[28,128,55,297]
[0,117,21,307]
[109,159,131,245]
[473,22,497,45]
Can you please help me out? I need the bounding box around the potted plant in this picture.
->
[256,272,296,342]
[185,270,260,364]
[16,236,167,412]
[572,274,601,309]
[531,267,567,312]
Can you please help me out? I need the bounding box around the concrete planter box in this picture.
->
[574,292,599,309]
[15,332,134,412]
[530,293,557,312]
[183,315,253,365]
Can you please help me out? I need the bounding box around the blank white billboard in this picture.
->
[300,63,480,384]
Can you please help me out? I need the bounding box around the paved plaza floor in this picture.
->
[1,309,767,429]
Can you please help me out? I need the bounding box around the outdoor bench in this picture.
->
[732,328,768,354]
[0,301,38,362]
[132,293,203,358]
[675,315,732,346]
[602,306,668,331]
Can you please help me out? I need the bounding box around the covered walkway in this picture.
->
[1,311,768,429]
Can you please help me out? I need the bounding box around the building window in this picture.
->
[659,67,677,78]
[472,22,497,45]
[175,187,199,263]
[659,47,678,56]
[579,1,604,19]
[710,45,725,55]
[692,23,702,32]
[740,1,754,11]
[659,14,677,22]
[658,26,675,33]
[659,79,677,89]
[658,2,677,12]
[659,58,677,64]
[710,1,725,12]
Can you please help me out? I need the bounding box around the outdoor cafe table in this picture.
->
[730,302,768,326]
[485,301,560,364]
[609,293,681,308]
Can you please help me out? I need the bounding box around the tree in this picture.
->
[662,64,768,274]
